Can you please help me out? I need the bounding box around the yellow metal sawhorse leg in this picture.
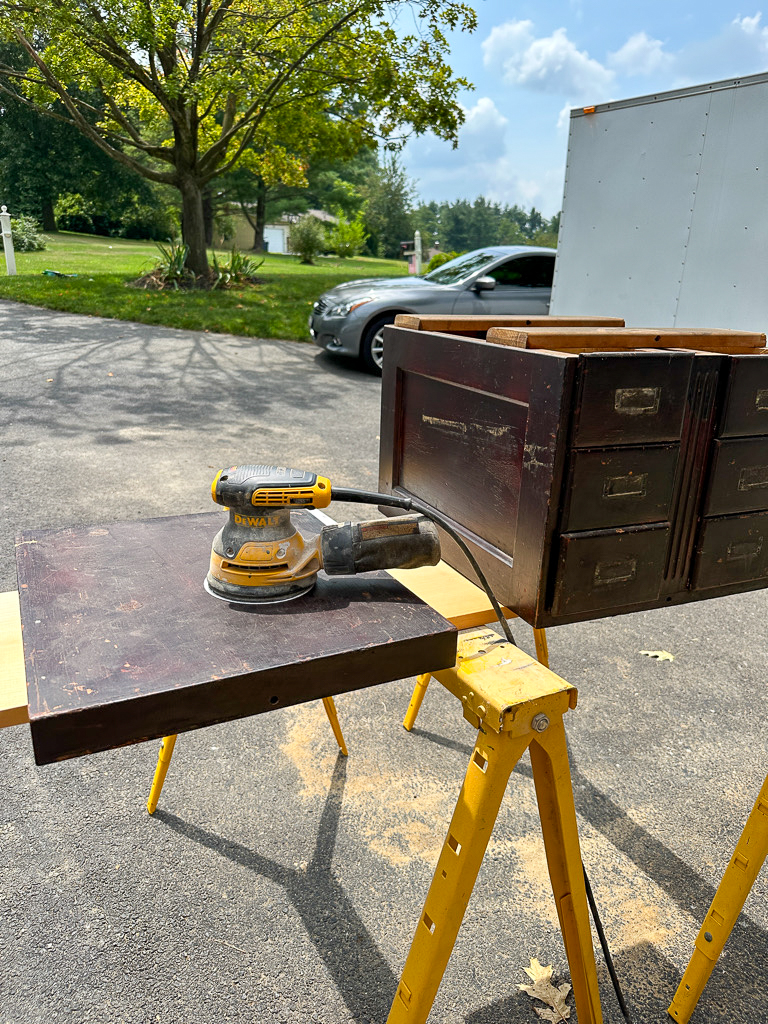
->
[668,773,768,1023]
[387,628,603,1024]
[146,696,348,814]
[389,562,549,731]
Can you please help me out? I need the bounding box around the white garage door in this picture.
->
[264,227,286,253]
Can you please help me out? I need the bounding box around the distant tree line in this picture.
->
[414,198,560,254]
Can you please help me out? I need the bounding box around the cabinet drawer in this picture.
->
[704,437,768,516]
[563,445,679,531]
[692,512,768,589]
[552,525,669,616]
[718,355,768,437]
[572,352,692,447]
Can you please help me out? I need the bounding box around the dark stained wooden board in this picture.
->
[15,512,457,765]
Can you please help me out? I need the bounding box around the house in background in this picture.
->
[218,209,337,253]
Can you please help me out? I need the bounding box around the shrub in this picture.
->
[288,215,326,264]
[138,239,195,290]
[117,199,178,241]
[211,247,264,288]
[54,193,99,234]
[425,250,460,273]
[10,215,47,251]
[54,191,178,240]
[326,217,368,258]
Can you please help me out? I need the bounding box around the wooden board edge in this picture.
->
[0,590,29,727]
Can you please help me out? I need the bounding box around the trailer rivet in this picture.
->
[532,714,550,732]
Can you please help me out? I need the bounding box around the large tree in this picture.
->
[361,154,417,257]
[0,1,475,278]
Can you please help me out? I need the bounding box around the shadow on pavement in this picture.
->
[0,312,378,445]
[153,752,398,1023]
[410,730,768,1023]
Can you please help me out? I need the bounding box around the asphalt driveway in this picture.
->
[0,301,766,1024]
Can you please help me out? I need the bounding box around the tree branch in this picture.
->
[11,32,177,184]
[198,2,366,177]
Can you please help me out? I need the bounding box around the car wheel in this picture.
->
[360,315,394,375]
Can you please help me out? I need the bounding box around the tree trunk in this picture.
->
[41,199,57,233]
[202,189,214,247]
[252,190,266,252]
[179,178,209,278]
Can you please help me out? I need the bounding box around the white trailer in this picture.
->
[550,72,768,333]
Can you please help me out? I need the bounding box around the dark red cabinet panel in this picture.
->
[378,325,768,626]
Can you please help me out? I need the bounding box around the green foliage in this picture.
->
[0,1,477,277]
[210,248,264,289]
[425,250,460,272]
[10,215,46,251]
[326,218,368,259]
[414,197,560,252]
[215,213,237,244]
[531,230,559,248]
[54,191,178,241]
[143,240,195,290]
[288,217,326,265]
[361,155,417,258]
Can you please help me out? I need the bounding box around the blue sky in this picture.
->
[400,1,768,215]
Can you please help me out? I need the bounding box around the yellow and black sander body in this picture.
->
[205,464,440,605]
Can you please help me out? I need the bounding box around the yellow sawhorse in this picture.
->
[146,697,347,813]
[389,562,549,731]
[149,560,540,813]
[668,773,768,1023]
[387,627,603,1024]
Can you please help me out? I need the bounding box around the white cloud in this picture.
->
[459,97,509,159]
[674,13,768,82]
[482,20,614,98]
[608,32,674,76]
[557,102,576,131]
[735,13,766,35]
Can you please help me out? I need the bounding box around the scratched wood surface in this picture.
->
[15,511,457,765]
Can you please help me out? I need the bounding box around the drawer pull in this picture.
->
[726,538,763,563]
[614,387,660,416]
[593,558,637,586]
[602,472,648,500]
[738,465,768,491]
[755,388,768,411]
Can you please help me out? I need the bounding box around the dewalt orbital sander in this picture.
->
[204,465,441,605]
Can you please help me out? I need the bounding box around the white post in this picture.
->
[0,206,16,276]
[414,229,422,275]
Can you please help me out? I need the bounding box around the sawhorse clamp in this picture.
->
[387,628,603,1024]
[669,772,768,1022]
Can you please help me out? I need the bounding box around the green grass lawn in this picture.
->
[0,232,408,341]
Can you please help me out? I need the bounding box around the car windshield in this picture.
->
[422,250,498,285]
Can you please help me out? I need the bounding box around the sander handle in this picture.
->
[331,486,515,648]
[321,515,440,575]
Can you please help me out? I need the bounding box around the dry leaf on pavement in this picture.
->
[518,958,571,1021]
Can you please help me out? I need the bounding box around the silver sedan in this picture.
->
[309,245,556,373]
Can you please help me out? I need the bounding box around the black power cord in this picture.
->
[331,487,516,645]
[584,867,636,1022]
[333,486,636,1023]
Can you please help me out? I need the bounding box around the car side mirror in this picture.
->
[472,276,496,292]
